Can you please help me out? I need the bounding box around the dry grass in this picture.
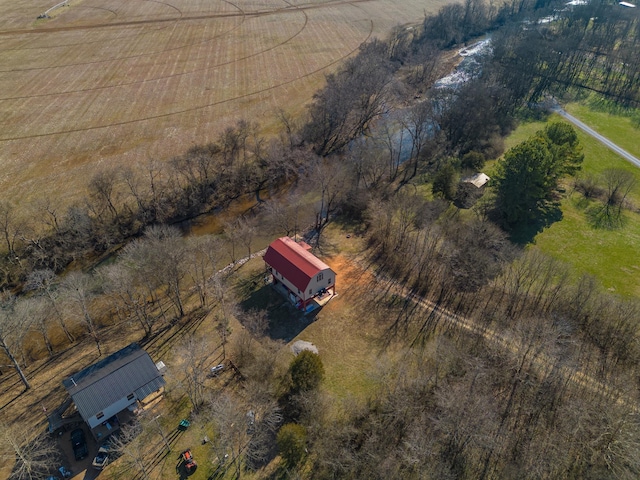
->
[0,221,411,478]
[0,0,452,210]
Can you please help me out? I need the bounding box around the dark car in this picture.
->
[70,428,88,461]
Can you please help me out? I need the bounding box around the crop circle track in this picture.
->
[0,5,312,101]
[0,0,246,75]
[0,0,375,141]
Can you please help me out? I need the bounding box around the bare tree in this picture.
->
[374,114,405,182]
[108,421,154,480]
[402,99,438,179]
[25,269,74,342]
[347,137,389,190]
[120,237,167,324]
[0,201,27,259]
[592,168,637,228]
[223,217,255,263]
[60,271,101,356]
[98,263,155,336]
[238,218,256,260]
[185,235,220,308]
[20,297,54,356]
[141,225,188,318]
[263,195,305,238]
[0,421,59,480]
[175,334,211,412]
[308,160,347,238]
[233,309,271,373]
[88,168,121,223]
[0,293,31,390]
[302,41,393,156]
[202,392,282,477]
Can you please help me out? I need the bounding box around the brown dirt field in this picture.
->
[0,0,453,210]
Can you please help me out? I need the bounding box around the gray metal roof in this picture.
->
[63,343,165,422]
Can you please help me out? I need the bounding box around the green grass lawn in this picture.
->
[565,103,640,159]
[507,106,640,297]
[533,194,640,297]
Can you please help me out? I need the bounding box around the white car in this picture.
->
[92,442,110,470]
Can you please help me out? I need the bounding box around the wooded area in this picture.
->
[1,0,639,478]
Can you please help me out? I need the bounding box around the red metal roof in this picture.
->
[263,237,332,292]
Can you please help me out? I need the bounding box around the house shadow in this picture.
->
[239,282,321,343]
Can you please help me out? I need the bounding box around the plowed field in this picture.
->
[0,0,450,205]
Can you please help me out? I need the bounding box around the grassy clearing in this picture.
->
[565,102,640,159]
[505,111,640,297]
[235,224,392,403]
[560,107,640,204]
[533,193,640,297]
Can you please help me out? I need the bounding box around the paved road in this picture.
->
[552,106,640,169]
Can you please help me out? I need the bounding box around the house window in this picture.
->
[317,273,323,281]
[309,289,312,294]
[297,289,300,294]
[127,393,135,401]
[96,412,104,420]
[328,278,332,284]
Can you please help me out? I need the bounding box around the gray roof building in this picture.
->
[63,343,165,433]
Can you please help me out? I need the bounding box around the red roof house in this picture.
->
[263,237,336,311]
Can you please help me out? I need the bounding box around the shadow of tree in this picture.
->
[586,204,627,230]
[506,202,563,245]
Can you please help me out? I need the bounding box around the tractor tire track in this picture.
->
[0,6,373,141]
[0,0,245,76]
[2,25,170,53]
[1,5,308,100]
[76,5,119,17]
[0,0,374,36]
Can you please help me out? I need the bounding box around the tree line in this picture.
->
[2,0,639,476]
[0,119,304,290]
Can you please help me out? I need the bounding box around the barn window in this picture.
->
[317,273,323,281]
[96,412,104,420]
[127,393,135,401]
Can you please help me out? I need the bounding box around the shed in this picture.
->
[461,172,490,188]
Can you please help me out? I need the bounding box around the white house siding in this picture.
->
[271,268,309,302]
[304,268,335,298]
[87,395,135,429]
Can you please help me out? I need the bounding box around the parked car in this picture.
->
[209,363,225,377]
[246,410,255,434]
[92,442,110,470]
[70,428,88,461]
